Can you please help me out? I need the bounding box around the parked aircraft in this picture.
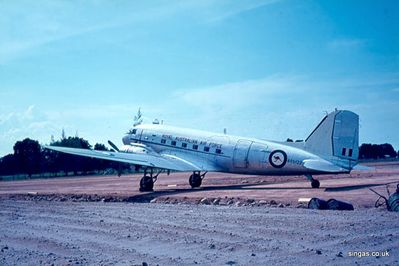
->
[45,110,359,192]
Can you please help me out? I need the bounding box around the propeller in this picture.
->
[108,140,120,152]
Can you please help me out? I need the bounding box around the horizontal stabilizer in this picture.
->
[303,159,347,173]
[352,164,374,171]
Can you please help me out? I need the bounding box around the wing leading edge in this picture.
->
[44,145,206,172]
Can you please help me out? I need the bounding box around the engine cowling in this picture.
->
[120,145,148,154]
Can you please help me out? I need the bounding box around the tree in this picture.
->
[94,143,108,151]
[359,143,397,159]
[13,138,42,178]
[380,143,397,158]
[93,143,111,172]
[1,135,124,178]
[51,136,92,175]
[133,108,143,127]
[0,154,17,176]
[61,128,66,140]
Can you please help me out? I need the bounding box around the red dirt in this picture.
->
[1,161,399,208]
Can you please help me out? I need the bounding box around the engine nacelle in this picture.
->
[120,145,148,154]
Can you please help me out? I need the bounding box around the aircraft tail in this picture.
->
[304,110,359,169]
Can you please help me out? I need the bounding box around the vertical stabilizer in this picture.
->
[305,110,359,168]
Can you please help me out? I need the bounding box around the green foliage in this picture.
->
[0,135,126,178]
[94,143,108,151]
[13,138,42,177]
[0,154,17,175]
[52,136,91,149]
[133,107,143,127]
[359,143,398,159]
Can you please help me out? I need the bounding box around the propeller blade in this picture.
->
[108,140,120,152]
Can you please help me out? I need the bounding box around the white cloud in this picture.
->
[1,72,398,156]
[0,0,278,64]
[165,73,399,143]
[0,105,35,125]
[174,75,307,111]
[204,0,281,23]
[0,105,64,155]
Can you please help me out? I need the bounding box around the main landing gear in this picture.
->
[305,174,320,189]
[139,168,163,192]
[189,171,207,188]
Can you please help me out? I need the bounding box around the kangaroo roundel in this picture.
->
[269,150,287,168]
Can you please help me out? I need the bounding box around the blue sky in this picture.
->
[0,0,398,156]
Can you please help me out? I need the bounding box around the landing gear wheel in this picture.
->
[189,174,202,188]
[311,179,320,189]
[140,175,154,192]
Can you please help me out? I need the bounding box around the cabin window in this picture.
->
[348,148,353,157]
[342,148,346,156]
[216,148,222,154]
[171,141,176,146]
[192,144,198,150]
[182,143,187,148]
[161,139,166,144]
[204,146,210,152]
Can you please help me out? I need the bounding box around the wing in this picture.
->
[44,145,218,172]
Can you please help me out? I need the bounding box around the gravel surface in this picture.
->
[2,162,399,208]
[0,200,398,265]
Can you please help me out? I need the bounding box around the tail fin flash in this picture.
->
[305,110,359,168]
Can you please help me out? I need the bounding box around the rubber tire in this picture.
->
[311,179,320,189]
[189,174,202,188]
[139,176,154,192]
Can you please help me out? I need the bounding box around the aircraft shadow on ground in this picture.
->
[125,182,307,202]
[125,180,399,203]
[324,180,399,192]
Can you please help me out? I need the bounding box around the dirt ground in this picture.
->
[0,200,398,265]
[1,161,399,208]
[0,162,398,265]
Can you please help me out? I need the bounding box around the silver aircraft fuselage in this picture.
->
[122,124,332,176]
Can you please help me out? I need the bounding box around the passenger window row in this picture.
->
[160,139,222,154]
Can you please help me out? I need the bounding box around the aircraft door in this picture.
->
[233,139,253,168]
[247,143,268,169]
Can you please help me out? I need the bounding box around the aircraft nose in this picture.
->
[122,135,130,145]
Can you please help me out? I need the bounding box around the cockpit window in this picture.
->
[216,148,222,154]
[132,129,137,134]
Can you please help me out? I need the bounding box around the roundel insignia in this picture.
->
[269,150,287,168]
